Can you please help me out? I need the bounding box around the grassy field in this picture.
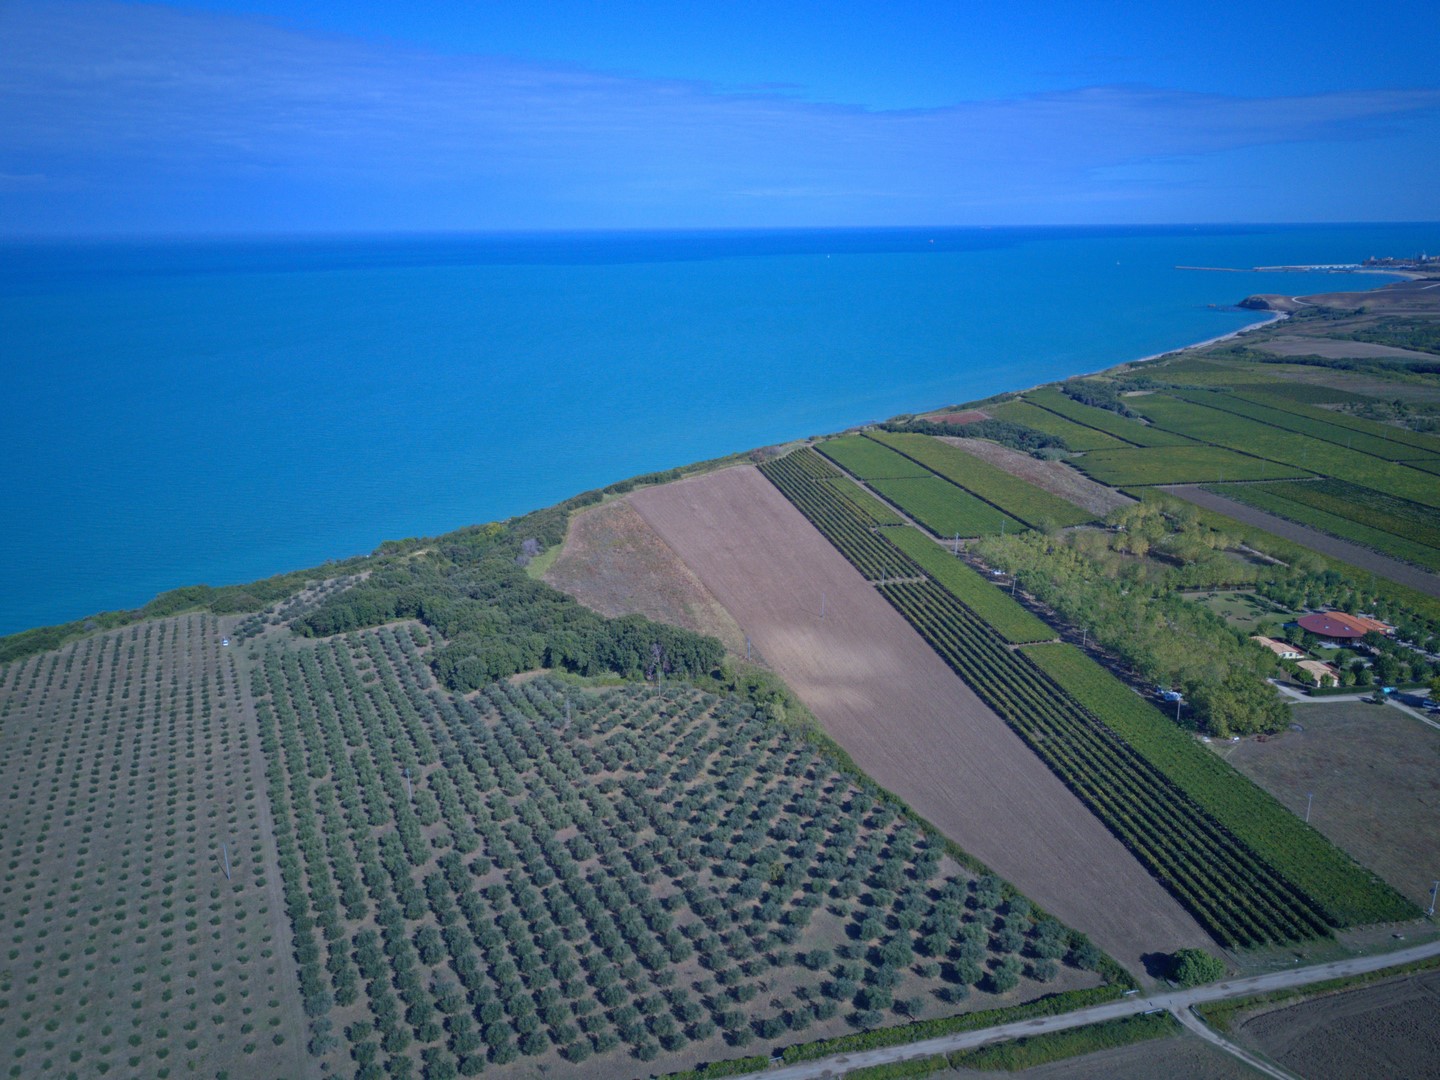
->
[1125,394,1440,508]
[868,433,1094,528]
[818,435,931,479]
[1179,590,1297,634]
[0,615,306,1080]
[1019,643,1415,928]
[987,400,1128,451]
[1023,389,1196,447]
[255,625,1106,1075]
[1206,485,1440,572]
[868,477,1022,538]
[882,529,1055,644]
[1233,389,1440,456]
[1070,445,1309,486]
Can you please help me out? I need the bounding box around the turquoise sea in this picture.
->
[3,223,1438,636]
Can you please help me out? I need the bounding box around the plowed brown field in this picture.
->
[630,466,1212,974]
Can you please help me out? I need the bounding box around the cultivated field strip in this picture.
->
[816,435,932,480]
[255,626,1102,1076]
[987,399,1128,451]
[1022,388,1196,447]
[0,615,306,1077]
[1208,484,1440,573]
[1071,445,1312,486]
[759,451,920,581]
[1125,394,1440,509]
[1170,389,1440,462]
[1021,644,1415,926]
[1233,388,1440,457]
[875,580,1333,948]
[867,476,1021,539]
[866,432,1095,528]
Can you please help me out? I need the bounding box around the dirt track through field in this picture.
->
[1161,485,1440,598]
[631,466,1212,973]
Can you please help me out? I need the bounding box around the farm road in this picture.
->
[733,939,1440,1080]
[1159,485,1440,599]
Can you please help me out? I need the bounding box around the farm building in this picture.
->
[1296,659,1339,687]
[1252,635,1305,660]
[1296,611,1394,641]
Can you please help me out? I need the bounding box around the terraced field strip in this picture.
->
[1070,445,1311,486]
[1233,389,1440,456]
[877,578,1333,948]
[1230,382,1376,406]
[1125,393,1440,509]
[816,434,931,479]
[882,527,1055,644]
[818,477,906,525]
[988,399,1128,450]
[1020,643,1414,927]
[1024,388,1196,447]
[759,450,920,581]
[1206,484,1440,573]
[1170,388,1440,462]
[868,476,1022,538]
[868,432,1095,528]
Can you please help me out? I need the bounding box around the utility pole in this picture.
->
[1305,792,1313,823]
[820,591,827,619]
[746,636,752,662]
[1175,698,1182,723]
[1429,880,1438,918]
[952,533,960,556]
[221,842,231,882]
[1011,576,1017,597]
[405,767,412,801]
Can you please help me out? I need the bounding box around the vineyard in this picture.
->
[1169,389,1439,463]
[1020,644,1414,927]
[1125,394,1440,508]
[1207,484,1440,572]
[1239,479,1440,553]
[873,579,1336,948]
[881,529,1054,645]
[1232,389,1440,456]
[867,433,1094,528]
[986,400,1128,451]
[867,476,1021,539]
[0,615,306,1079]
[1070,445,1309,486]
[1022,389,1195,447]
[255,625,1107,1076]
[815,436,930,480]
[758,451,919,581]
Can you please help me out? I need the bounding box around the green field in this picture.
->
[869,476,1022,538]
[1230,382,1376,406]
[817,435,930,479]
[1203,484,1440,572]
[868,432,1094,528]
[1125,394,1440,508]
[987,399,1127,450]
[819,477,906,525]
[1170,388,1439,462]
[1071,445,1309,486]
[1024,388,1196,446]
[1233,389,1440,456]
[1020,642,1415,927]
[883,528,1055,643]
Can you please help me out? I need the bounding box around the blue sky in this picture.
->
[2,0,1438,234]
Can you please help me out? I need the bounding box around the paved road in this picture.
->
[732,939,1440,1080]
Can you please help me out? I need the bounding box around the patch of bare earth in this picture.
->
[1159,485,1440,599]
[942,1031,1251,1079]
[1219,701,1440,909]
[935,438,1134,517]
[544,496,746,654]
[630,466,1212,975]
[1235,969,1440,1080]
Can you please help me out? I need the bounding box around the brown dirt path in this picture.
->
[631,466,1213,974]
[1160,485,1440,598]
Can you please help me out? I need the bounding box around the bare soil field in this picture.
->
[1160,485,1440,599]
[544,497,746,654]
[934,438,1134,517]
[0,614,308,1079]
[630,466,1212,974]
[943,1031,1250,1079]
[1235,969,1440,1080]
[1220,701,1440,910]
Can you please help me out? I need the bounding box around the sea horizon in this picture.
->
[5,221,1438,636]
